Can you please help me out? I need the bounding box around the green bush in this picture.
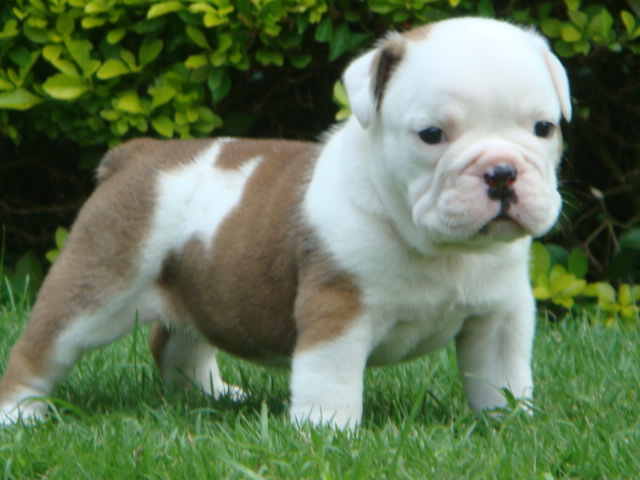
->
[0,0,639,293]
[0,0,337,145]
[1,1,636,145]
[530,240,640,327]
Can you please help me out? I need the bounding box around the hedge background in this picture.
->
[1,0,639,289]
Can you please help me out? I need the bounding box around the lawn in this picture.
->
[0,297,638,479]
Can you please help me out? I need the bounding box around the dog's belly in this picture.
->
[156,243,299,362]
[368,315,466,365]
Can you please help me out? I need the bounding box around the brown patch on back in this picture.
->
[157,140,316,359]
[371,38,406,113]
[216,138,299,170]
[97,137,213,182]
[42,138,214,310]
[157,139,362,360]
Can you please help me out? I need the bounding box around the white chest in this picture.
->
[354,244,529,365]
[364,266,491,365]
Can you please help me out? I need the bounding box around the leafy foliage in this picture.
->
[44,226,68,263]
[530,242,588,309]
[1,1,638,145]
[539,1,640,56]
[583,282,640,327]
[530,241,640,327]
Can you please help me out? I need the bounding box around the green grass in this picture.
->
[0,298,638,479]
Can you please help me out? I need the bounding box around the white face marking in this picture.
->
[299,19,558,422]
[353,20,568,251]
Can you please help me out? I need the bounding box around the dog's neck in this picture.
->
[326,118,440,257]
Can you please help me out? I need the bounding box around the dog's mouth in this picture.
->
[478,213,526,240]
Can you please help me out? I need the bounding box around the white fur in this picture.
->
[157,330,244,400]
[144,139,262,267]
[0,385,50,424]
[290,18,569,428]
[290,316,372,429]
[342,49,380,128]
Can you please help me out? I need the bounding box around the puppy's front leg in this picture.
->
[455,294,536,413]
[289,318,371,430]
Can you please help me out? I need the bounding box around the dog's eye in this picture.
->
[534,121,555,138]
[418,127,446,145]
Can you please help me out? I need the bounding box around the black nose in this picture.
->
[483,164,517,203]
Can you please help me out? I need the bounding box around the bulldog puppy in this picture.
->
[0,17,571,429]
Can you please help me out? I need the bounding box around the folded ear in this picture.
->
[543,49,572,122]
[342,37,406,128]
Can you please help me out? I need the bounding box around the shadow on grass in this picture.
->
[49,352,292,427]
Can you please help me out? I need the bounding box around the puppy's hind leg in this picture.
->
[148,322,244,400]
[0,139,173,425]
[0,252,160,424]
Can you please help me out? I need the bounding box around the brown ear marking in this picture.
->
[371,40,406,113]
[369,23,435,114]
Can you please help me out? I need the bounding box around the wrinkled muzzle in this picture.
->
[411,143,561,244]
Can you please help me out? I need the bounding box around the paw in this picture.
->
[290,403,362,431]
[0,401,47,426]
[214,382,246,402]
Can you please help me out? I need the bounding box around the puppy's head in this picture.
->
[343,18,571,249]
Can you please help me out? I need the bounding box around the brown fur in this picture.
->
[293,248,362,352]
[0,139,213,398]
[155,140,362,360]
[216,138,299,170]
[402,23,433,41]
[97,138,213,182]
[0,137,364,406]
